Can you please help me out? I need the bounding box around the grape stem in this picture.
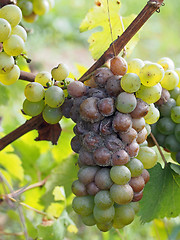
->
[150,132,167,166]
[19,70,35,82]
[0,0,16,7]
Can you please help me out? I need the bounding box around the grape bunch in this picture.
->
[17,0,54,23]
[0,4,27,85]
[63,57,159,231]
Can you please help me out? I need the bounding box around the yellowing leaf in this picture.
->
[67,224,78,234]
[46,203,65,218]
[24,188,45,210]
[0,152,24,181]
[53,186,66,201]
[75,64,88,78]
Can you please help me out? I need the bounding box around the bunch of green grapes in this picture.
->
[22,63,74,124]
[0,4,27,85]
[17,0,54,23]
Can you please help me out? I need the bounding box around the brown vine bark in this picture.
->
[0,0,165,151]
[0,0,16,7]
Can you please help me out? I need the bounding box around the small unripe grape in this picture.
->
[23,99,45,117]
[23,12,38,23]
[35,71,52,87]
[0,52,14,74]
[0,18,11,42]
[3,35,25,56]
[0,5,22,27]
[126,158,144,177]
[0,65,20,85]
[72,196,94,216]
[94,190,114,209]
[137,146,157,169]
[116,92,137,113]
[51,63,69,81]
[95,168,113,190]
[160,70,179,90]
[130,202,140,214]
[96,222,113,232]
[18,1,33,17]
[82,214,96,226]
[110,166,131,185]
[24,82,45,102]
[12,25,27,42]
[71,180,87,196]
[93,205,115,223]
[113,204,135,226]
[33,0,50,16]
[110,56,128,76]
[157,57,174,71]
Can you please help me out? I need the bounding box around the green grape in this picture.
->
[164,135,180,152]
[12,25,27,42]
[0,65,20,85]
[160,70,179,90]
[45,86,65,108]
[137,146,157,169]
[175,124,180,142]
[0,5,22,27]
[157,57,175,71]
[176,95,180,106]
[120,73,141,93]
[139,63,164,87]
[145,123,151,136]
[18,1,33,16]
[113,204,135,226]
[33,0,49,16]
[0,18,11,42]
[169,87,180,100]
[23,99,45,117]
[82,214,96,226]
[24,82,45,102]
[0,52,14,74]
[126,158,144,177]
[42,105,62,124]
[116,92,137,113]
[94,190,114,209]
[159,98,176,117]
[72,196,94,216]
[96,222,113,232]
[171,106,180,123]
[157,117,176,135]
[93,205,115,223]
[130,202,139,214]
[51,63,69,81]
[57,77,74,88]
[110,166,131,185]
[23,12,38,23]
[175,68,180,88]
[136,83,162,104]
[35,71,52,87]
[144,103,160,124]
[127,58,144,75]
[155,132,166,146]
[110,184,133,205]
[3,35,25,56]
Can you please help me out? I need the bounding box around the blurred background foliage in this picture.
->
[0,0,180,239]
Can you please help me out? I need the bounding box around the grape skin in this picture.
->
[0,5,22,27]
[0,18,11,42]
[116,92,137,114]
[24,82,45,102]
[0,65,20,85]
[45,86,65,108]
[0,52,14,74]
[12,25,27,42]
[23,99,45,117]
[121,73,141,93]
[42,105,62,124]
[3,34,25,56]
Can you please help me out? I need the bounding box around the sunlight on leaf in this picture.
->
[75,63,88,78]
[46,202,65,218]
[67,224,78,233]
[53,186,66,201]
[24,187,45,210]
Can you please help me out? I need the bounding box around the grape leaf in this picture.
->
[80,0,139,59]
[138,163,180,222]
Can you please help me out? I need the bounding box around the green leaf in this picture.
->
[53,186,66,201]
[0,84,9,106]
[139,163,180,222]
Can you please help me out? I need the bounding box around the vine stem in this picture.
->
[0,0,164,151]
[150,132,167,166]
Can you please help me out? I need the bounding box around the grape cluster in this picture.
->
[22,63,73,124]
[0,5,27,85]
[17,0,54,23]
[65,57,159,231]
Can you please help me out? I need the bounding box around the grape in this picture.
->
[96,222,113,232]
[116,92,137,113]
[113,204,135,226]
[51,63,69,81]
[157,57,175,71]
[132,117,145,132]
[12,25,27,42]
[136,127,147,144]
[0,65,20,85]
[156,117,175,135]
[93,205,115,223]
[130,202,140,214]
[0,5,22,27]
[159,98,176,117]
[78,148,94,166]
[137,146,157,169]
[78,166,99,185]
[105,134,124,152]
[155,132,166,146]
[3,34,25,56]
[120,73,141,93]
[144,103,160,124]
[23,99,45,117]
[110,184,133,204]
[175,152,180,164]
[93,67,114,87]
[23,12,38,23]
[164,135,180,152]
[133,190,143,202]
[98,98,115,116]
[94,190,114,209]
[136,83,162,104]
[45,86,65,108]
[0,52,14,74]
[105,75,123,97]
[35,71,52,87]
[33,0,50,16]
[110,166,131,185]
[67,81,87,98]
[24,82,45,102]
[169,87,180,100]
[129,176,145,192]
[60,98,73,118]
[112,112,132,132]
[126,158,144,177]
[174,124,180,142]
[42,105,62,124]
[18,1,33,16]
[71,135,82,153]
[71,180,87,196]
[93,147,111,166]
[99,117,113,135]
[111,149,130,165]
[130,98,149,118]
[110,56,128,76]
[141,169,150,184]
[94,168,113,190]
[139,63,164,87]
[88,88,107,99]
[82,214,96,226]
[155,88,170,105]
[86,182,99,196]
[83,132,103,152]
[119,128,137,144]
[176,95,180,106]
[160,70,179,90]
[127,58,144,75]
[72,196,94,216]
[145,123,151,136]
[80,97,102,123]
[171,106,180,123]
[0,18,11,42]
[125,140,139,158]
